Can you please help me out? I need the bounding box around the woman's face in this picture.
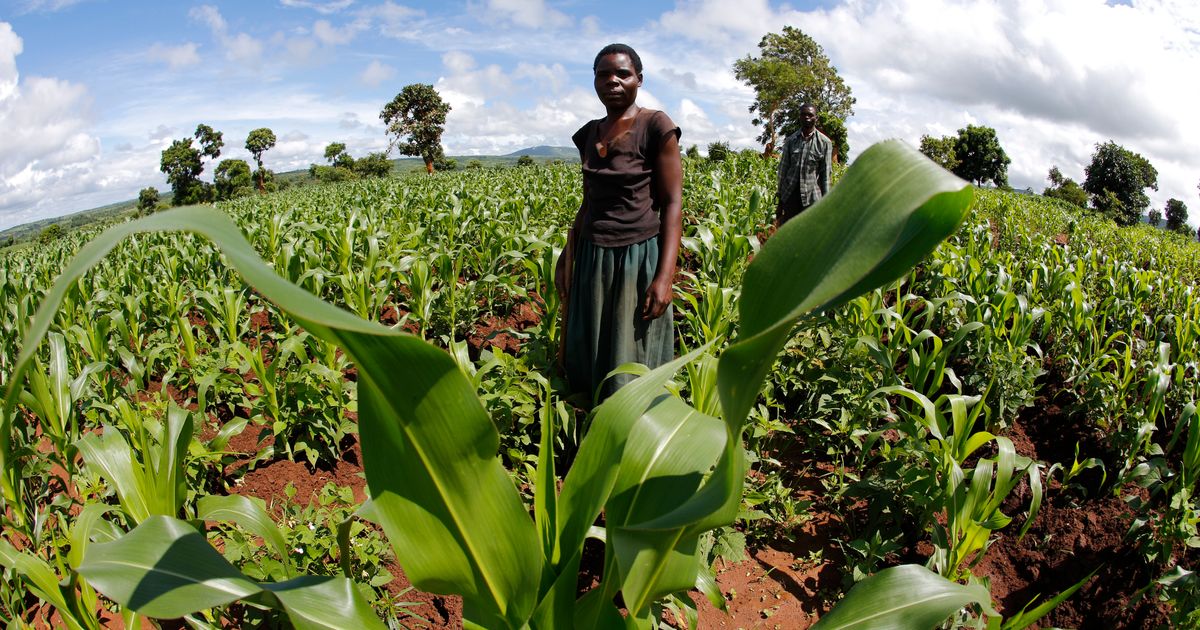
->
[594,53,641,110]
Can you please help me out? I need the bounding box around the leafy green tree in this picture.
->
[380,84,452,174]
[817,111,849,163]
[516,155,535,167]
[137,187,160,214]
[160,138,206,205]
[733,26,854,155]
[706,141,731,162]
[1165,198,1189,233]
[1083,141,1158,226]
[1043,166,1089,208]
[37,223,63,244]
[466,159,484,169]
[432,147,457,171]
[324,142,354,168]
[245,128,277,192]
[684,145,700,160]
[214,159,254,200]
[194,124,224,162]
[951,125,1010,187]
[352,152,392,178]
[1147,208,1162,227]
[919,135,959,171]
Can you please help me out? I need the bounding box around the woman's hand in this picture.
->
[642,276,673,320]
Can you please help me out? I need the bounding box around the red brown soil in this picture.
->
[467,300,542,355]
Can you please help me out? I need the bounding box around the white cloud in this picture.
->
[190,5,265,68]
[485,0,571,29]
[17,0,87,14]
[145,42,201,69]
[280,0,355,14]
[312,18,361,45]
[0,23,20,101]
[359,59,395,87]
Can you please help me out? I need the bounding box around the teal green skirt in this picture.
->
[565,236,674,402]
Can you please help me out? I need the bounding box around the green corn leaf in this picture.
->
[197,494,291,575]
[261,575,388,630]
[3,206,540,628]
[812,564,996,629]
[0,538,85,630]
[75,427,152,524]
[77,515,261,618]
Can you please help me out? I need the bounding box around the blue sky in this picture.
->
[0,0,1197,230]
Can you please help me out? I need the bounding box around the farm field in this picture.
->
[1,147,1199,629]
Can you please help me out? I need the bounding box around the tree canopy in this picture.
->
[214,159,254,200]
[194,124,224,162]
[137,187,159,214]
[918,135,959,172]
[324,142,354,168]
[1083,141,1158,227]
[245,128,277,192]
[1165,198,1189,233]
[160,138,205,205]
[1043,166,1089,208]
[950,125,1010,187]
[380,84,451,174]
[733,26,854,155]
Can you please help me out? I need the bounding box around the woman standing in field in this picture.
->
[556,43,684,403]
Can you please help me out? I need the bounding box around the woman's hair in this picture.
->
[593,43,642,74]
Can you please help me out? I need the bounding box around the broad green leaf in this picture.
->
[0,538,84,630]
[4,206,541,628]
[812,564,995,630]
[197,494,290,575]
[262,576,388,630]
[78,515,261,618]
[75,427,152,523]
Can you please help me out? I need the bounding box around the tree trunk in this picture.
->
[425,159,434,175]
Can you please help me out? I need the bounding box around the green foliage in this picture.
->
[353,151,392,178]
[1148,208,1163,227]
[37,223,64,244]
[193,124,224,162]
[706,141,732,162]
[246,128,278,191]
[466,158,483,169]
[516,155,535,167]
[684,144,700,160]
[159,138,206,205]
[733,26,854,152]
[919,134,959,171]
[817,110,849,162]
[1043,166,1089,208]
[380,83,451,173]
[324,142,351,168]
[1165,198,1189,233]
[214,159,254,200]
[136,187,160,214]
[1083,140,1159,226]
[950,124,1010,187]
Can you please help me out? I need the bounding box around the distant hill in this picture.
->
[504,146,576,159]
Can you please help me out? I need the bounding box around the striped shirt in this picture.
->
[776,128,832,221]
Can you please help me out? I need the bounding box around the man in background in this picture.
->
[775,103,832,225]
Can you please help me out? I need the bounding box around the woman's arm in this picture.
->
[555,182,588,301]
[643,131,683,320]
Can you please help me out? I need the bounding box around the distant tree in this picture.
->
[194,124,224,164]
[919,134,959,171]
[324,142,347,163]
[1147,208,1162,227]
[951,125,1010,187]
[252,168,276,193]
[1165,198,1189,233]
[706,141,731,162]
[1043,166,1089,208]
[432,147,457,171]
[214,159,254,200]
[311,164,356,183]
[684,145,700,160]
[38,224,63,244]
[732,26,855,155]
[245,128,277,192]
[516,155,535,167]
[816,111,849,163]
[1083,141,1158,227]
[466,159,484,170]
[380,84,451,174]
[4,236,12,248]
[160,138,206,205]
[137,187,160,214]
[353,152,392,178]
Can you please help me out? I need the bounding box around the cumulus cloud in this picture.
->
[485,0,571,29]
[16,0,88,14]
[359,59,395,87]
[312,18,362,45]
[145,42,201,69]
